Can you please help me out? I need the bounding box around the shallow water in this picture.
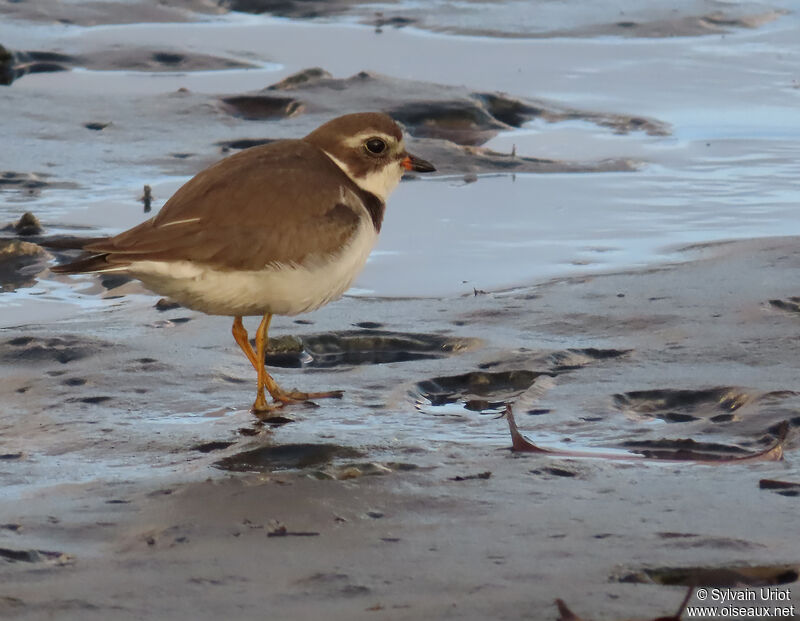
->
[2,3,800,454]
[2,8,800,307]
[2,7,800,618]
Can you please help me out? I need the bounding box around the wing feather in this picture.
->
[86,140,367,271]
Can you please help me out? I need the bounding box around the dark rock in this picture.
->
[0,239,48,292]
[13,212,43,236]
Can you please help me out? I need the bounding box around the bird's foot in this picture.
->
[250,388,342,418]
[251,394,286,419]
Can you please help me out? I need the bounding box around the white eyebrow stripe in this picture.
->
[342,132,396,148]
[158,217,202,228]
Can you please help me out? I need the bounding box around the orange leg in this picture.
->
[253,313,272,413]
[232,315,278,415]
[231,316,259,371]
[232,314,343,417]
[255,313,343,404]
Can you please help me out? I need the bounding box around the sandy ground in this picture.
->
[2,237,800,620]
[2,1,800,619]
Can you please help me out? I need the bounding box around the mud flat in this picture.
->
[2,1,800,619]
[2,235,800,620]
[2,1,799,298]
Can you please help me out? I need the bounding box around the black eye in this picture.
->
[365,138,386,155]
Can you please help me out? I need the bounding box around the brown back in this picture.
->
[87,140,378,271]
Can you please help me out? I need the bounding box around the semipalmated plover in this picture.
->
[53,112,435,416]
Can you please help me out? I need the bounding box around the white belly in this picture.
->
[127,220,377,316]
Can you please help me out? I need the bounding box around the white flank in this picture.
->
[322,150,404,202]
[125,218,378,316]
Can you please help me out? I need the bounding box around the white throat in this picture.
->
[323,150,403,202]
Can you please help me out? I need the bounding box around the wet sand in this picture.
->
[3,236,800,620]
[2,1,800,619]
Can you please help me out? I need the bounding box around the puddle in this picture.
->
[0,335,110,364]
[214,443,364,472]
[759,479,800,498]
[617,564,799,587]
[219,95,302,120]
[546,348,630,371]
[0,172,78,192]
[612,388,800,441]
[415,369,548,413]
[192,441,236,453]
[618,437,754,460]
[0,547,73,565]
[389,99,509,146]
[414,348,627,414]
[613,387,751,423]
[769,298,800,315]
[265,331,478,368]
[1,44,257,85]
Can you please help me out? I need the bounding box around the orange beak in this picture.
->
[402,153,436,173]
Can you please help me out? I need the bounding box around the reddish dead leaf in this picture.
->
[505,405,787,464]
[555,586,692,621]
[556,599,585,621]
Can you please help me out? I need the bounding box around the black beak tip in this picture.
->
[408,153,436,173]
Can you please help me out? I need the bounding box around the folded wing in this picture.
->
[63,140,366,273]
